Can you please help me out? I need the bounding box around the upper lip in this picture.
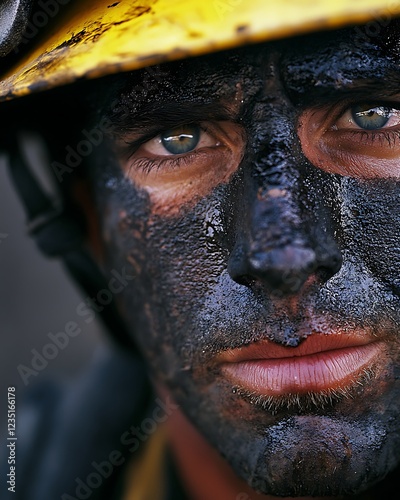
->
[216,332,377,364]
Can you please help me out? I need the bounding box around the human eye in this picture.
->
[298,101,400,179]
[126,123,223,174]
[113,120,245,212]
[137,123,217,158]
[338,104,400,131]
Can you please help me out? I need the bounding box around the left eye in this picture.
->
[298,100,400,179]
[352,105,391,129]
[338,104,400,130]
[141,124,218,156]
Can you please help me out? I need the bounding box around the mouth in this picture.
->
[217,334,384,396]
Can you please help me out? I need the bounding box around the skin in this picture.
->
[78,24,400,498]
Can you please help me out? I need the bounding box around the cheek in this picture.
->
[100,177,233,371]
[340,179,400,291]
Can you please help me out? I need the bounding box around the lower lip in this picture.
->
[221,343,383,395]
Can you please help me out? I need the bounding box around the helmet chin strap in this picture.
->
[7,133,138,351]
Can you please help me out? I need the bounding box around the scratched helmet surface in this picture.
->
[1,0,399,101]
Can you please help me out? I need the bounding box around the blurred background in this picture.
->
[0,154,102,428]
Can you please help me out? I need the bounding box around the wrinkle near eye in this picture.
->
[298,101,400,179]
[113,120,245,216]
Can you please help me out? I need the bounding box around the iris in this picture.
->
[352,105,391,130]
[161,124,201,154]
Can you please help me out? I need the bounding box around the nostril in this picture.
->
[328,253,343,274]
[228,235,343,294]
[227,242,253,285]
[317,246,343,277]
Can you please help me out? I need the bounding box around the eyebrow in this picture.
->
[104,100,236,138]
[282,45,400,105]
[288,79,400,110]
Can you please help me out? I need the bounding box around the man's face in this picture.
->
[86,23,400,497]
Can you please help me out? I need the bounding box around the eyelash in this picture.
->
[124,101,400,177]
[299,99,400,179]
[124,122,219,174]
[129,151,199,174]
[346,129,400,147]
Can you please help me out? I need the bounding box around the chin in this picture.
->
[221,412,400,498]
[177,374,400,499]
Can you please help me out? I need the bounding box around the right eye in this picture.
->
[159,125,201,154]
[140,124,218,157]
[114,120,245,213]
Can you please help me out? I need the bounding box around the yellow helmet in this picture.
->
[1,0,400,102]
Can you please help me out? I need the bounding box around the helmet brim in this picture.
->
[1,0,399,101]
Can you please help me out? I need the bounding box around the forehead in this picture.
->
[98,21,400,118]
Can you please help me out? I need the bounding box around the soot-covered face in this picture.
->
[87,24,400,497]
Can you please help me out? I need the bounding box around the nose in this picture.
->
[246,245,317,293]
[226,96,343,296]
[227,186,342,296]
